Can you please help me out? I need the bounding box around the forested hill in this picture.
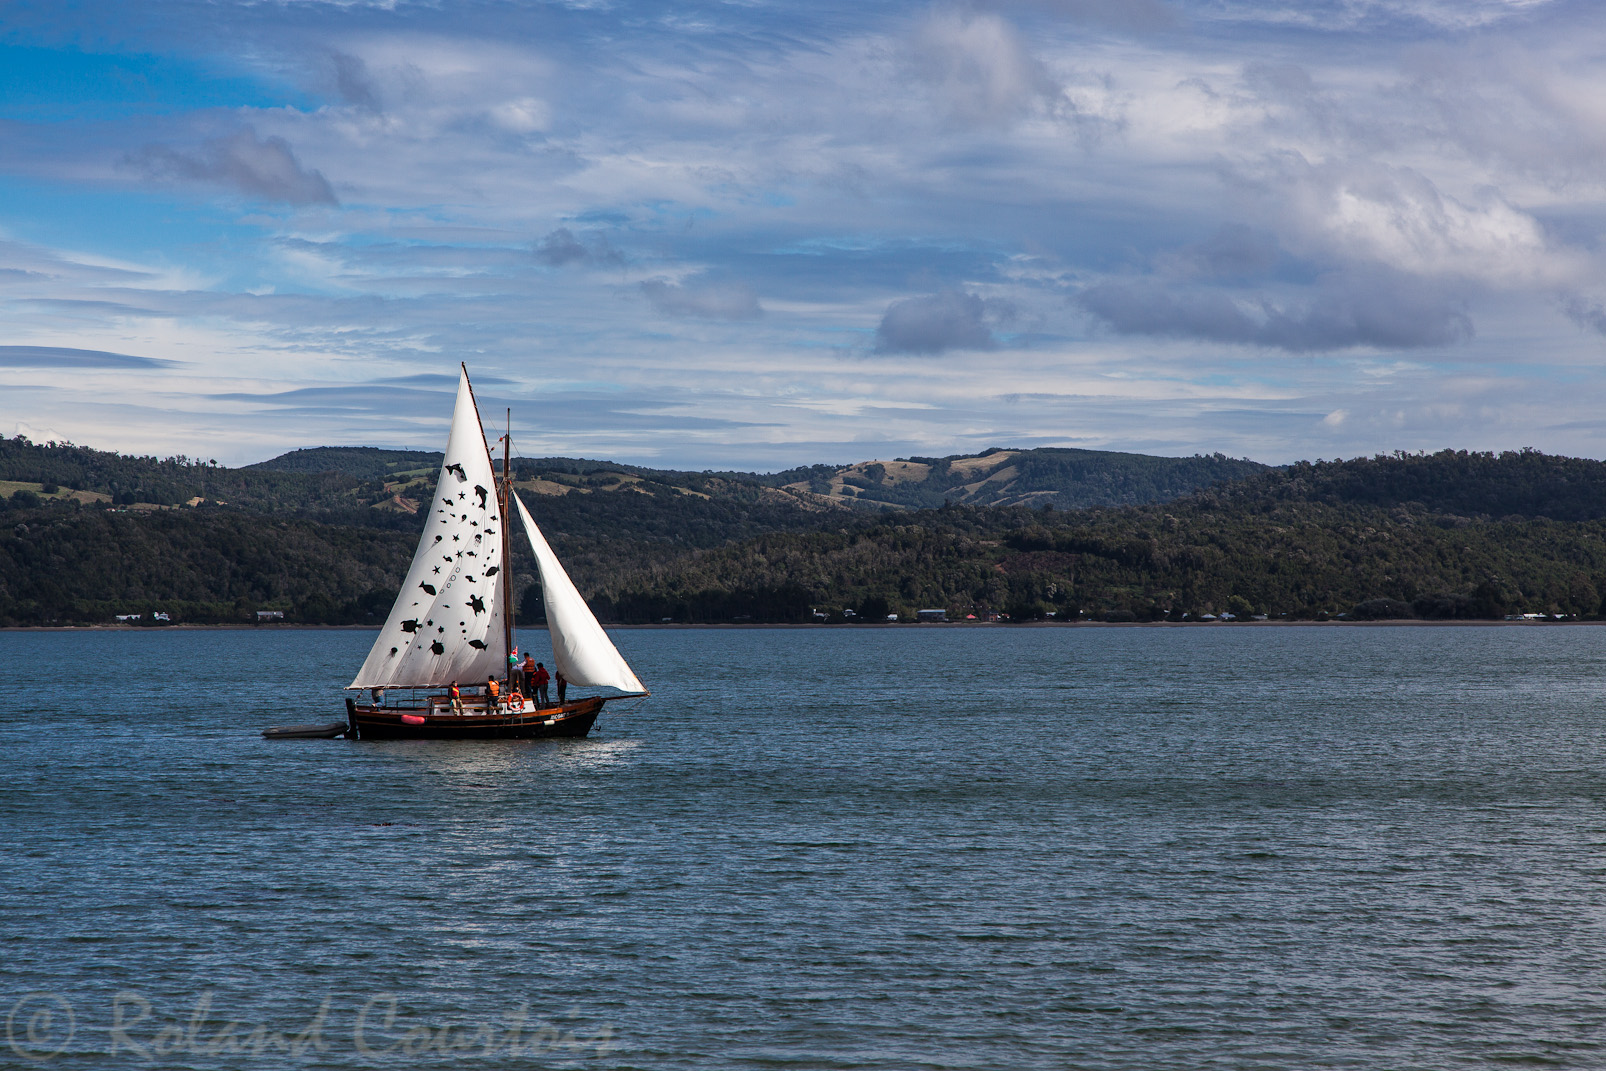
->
[763,448,1267,510]
[1207,449,1606,521]
[593,450,1606,625]
[248,444,1266,512]
[9,438,1606,627]
[242,446,441,480]
[5,436,1267,520]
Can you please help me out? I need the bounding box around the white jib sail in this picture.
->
[514,491,647,694]
[350,369,507,689]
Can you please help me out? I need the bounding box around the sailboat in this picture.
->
[341,365,647,739]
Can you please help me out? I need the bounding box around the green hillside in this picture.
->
[1217,448,1606,520]
[247,444,1267,513]
[244,446,443,480]
[590,450,1606,624]
[767,447,1267,510]
[7,439,1606,627]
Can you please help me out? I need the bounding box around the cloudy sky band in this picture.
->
[2,0,1605,468]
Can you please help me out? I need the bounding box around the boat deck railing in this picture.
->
[361,687,588,718]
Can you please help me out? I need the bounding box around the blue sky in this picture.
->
[4,0,1606,469]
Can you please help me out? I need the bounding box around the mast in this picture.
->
[501,407,514,679]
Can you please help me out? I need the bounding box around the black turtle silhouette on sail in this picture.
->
[430,640,445,655]
[400,619,421,633]
[468,594,486,615]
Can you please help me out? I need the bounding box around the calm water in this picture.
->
[6,625,1606,1069]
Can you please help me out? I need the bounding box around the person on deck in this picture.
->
[485,676,501,712]
[521,653,537,695]
[448,681,462,714]
[532,662,550,705]
[555,669,567,705]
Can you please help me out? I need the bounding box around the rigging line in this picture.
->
[501,406,514,676]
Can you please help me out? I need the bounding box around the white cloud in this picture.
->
[907,10,1060,126]
[640,280,764,320]
[490,97,551,134]
[1265,158,1583,287]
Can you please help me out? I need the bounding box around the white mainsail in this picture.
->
[514,492,647,694]
[350,368,508,689]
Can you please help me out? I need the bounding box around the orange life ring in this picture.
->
[508,692,524,707]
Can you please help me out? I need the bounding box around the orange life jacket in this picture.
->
[486,679,500,698]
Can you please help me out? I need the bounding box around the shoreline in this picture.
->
[2,619,1599,632]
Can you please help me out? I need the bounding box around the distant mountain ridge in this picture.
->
[592,449,1606,625]
[245,444,1268,513]
[1209,449,1606,522]
[9,440,1606,626]
[761,447,1267,510]
[241,446,442,480]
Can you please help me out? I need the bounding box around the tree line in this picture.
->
[8,446,1606,627]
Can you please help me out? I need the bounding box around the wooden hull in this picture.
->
[346,696,607,740]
